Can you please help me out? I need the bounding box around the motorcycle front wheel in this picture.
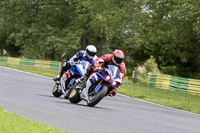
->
[64,82,75,99]
[69,88,81,104]
[52,85,62,97]
[87,85,108,107]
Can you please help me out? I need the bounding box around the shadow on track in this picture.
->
[56,101,114,111]
[37,94,68,100]
[37,94,55,98]
[37,94,114,111]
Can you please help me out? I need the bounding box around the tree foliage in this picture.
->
[142,0,200,77]
[0,0,200,78]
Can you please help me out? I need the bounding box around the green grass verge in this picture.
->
[1,62,200,114]
[119,80,200,114]
[0,62,58,78]
[0,108,67,133]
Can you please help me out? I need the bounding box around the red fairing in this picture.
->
[93,54,126,82]
[66,71,70,78]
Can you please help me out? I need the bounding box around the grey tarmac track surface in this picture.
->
[0,66,200,133]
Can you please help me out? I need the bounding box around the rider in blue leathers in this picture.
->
[53,45,98,81]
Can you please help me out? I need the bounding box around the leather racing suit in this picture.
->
[55,50,98,81]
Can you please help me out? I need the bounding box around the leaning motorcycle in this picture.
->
[52,61,91,99]
[69,65,122,107]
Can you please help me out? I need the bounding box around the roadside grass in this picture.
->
[0,108,67,133]
[119,79,200,114]
[0,62,58,78]
[1,62,200,114]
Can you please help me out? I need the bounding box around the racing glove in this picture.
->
[69,61,78,66]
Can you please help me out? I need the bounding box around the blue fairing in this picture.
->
[96,73,105,80]
[74,65,83,76]
[94,84,107,93]
[70,78,76,85]
[106,66,114,80]
[104,66,121,82]
[92,65,122,94]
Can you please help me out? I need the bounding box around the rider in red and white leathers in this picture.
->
[92,53,126,82]
[78,49,126,97]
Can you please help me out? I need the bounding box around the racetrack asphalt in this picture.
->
[0,66,200,133]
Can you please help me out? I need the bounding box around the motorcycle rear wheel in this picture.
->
[52,85,62,97]
[87,85,108,107]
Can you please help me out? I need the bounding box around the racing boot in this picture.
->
[76,75,88,84]
[76,75,88,90]
[53,69,65,81]
[53,75,60,81]
[109,90,117,96]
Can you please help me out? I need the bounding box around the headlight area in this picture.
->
[105,75,111,81]
[111,81,120,87]
[112,81,117,86]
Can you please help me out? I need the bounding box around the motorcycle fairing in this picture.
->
[69,78,76,86]
[59,63,87,95]
[80,65,122,101]
[94,83,107,93]
[81,73,98,100]
[74,64,84,76]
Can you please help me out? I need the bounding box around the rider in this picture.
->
[53,45,98,81]
[77,49,126,97]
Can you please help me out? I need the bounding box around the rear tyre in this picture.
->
[69,88,81,104]
[87,85,108,107]
[52,85,62,97]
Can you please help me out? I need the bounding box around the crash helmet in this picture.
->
[112,49,124,65]
[86,45,97,59]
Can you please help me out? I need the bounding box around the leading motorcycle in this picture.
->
[69,65,122,107]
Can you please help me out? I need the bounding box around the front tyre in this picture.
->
[52,85,62,97]
[64,82,75,99]
[69,88,81,104]
[87,85,108,107]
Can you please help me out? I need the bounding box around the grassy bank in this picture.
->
[119,80,200,114]
[0,62,58,78]
[0,62,200,114]
[0,108,67,133]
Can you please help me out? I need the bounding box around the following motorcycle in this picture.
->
[52,60,91,99]
[69,65,122,107]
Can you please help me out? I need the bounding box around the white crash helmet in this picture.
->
[86,45,97,59]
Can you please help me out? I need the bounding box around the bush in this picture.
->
[143,56,160,74]
[135,56,160,83]
[161,66,177,76]
[126,68,135,78]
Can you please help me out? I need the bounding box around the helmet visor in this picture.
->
[114,56,123,64]
[87,49,96,57]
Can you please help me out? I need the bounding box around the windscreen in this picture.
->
[108,65,120,78]
[80,60,91,70]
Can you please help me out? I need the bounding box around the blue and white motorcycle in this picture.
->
[52,61,91,99]
[69,65,122,107]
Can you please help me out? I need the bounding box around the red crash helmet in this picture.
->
[112,50,124,65]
